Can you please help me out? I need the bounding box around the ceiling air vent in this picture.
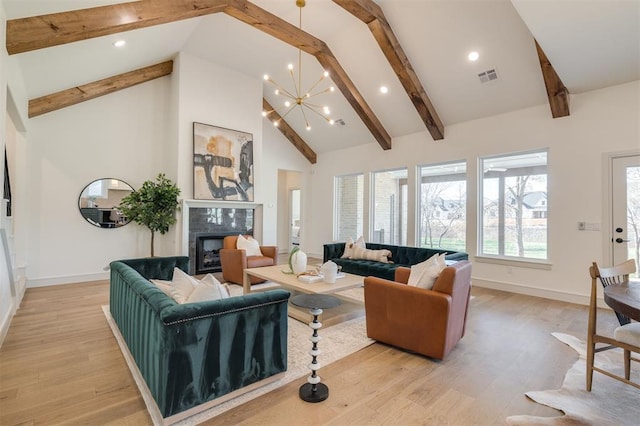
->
[335,118,346,126]
[478,69,498,83]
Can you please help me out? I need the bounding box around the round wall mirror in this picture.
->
[78,178,134,228]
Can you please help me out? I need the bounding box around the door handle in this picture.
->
[615,238,630,243]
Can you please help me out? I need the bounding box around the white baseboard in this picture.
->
[0,304,12,347]
[472,277,592,306]
[27,271,109,288]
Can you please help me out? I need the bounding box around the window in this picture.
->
[371,168,408,245]
[479,150,548,260]
[418,161,467,251]
[334,174,364,241]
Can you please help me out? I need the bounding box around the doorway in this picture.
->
[290,188,301,248]
[277,170,303,254]
[610,154,640,276]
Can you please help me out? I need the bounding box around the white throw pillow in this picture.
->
[151,269,230,304]
[184,273,230,303]
[341,236,365,258]
[407,254,446,290]
[169,268,199,303]
[237,234,263,257]
[200,273,230,300]
[341,237,355,258]
[149,279,173,297]
[350,245,392,263]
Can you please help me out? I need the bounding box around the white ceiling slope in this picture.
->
[3,0,639,155]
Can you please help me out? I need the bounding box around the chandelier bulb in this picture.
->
[261,111,268,117]
[306,125,311,131]
[284,101,291,107]
[263,74,269,81]
[288,63,294,71]
[275,89,280,95]
[330,86,335,92]
[273,121,279,127]
[323,71,329,78]
[329,119,335,125]
[323,106,330,115]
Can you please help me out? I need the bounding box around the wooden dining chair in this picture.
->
[587,259,640,391]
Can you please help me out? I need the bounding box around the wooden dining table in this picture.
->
[604,279,640,322]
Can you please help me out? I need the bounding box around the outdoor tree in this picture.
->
[506,175,530,257]
[420,180,465,249]
[627,166,640,270]
[119,173,181,257]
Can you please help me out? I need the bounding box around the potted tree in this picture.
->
[119,173,181,257]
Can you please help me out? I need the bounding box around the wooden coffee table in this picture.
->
[243,264,365,326]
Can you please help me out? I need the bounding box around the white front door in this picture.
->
[611,154,640,276]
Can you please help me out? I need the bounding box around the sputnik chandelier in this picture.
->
[262,0,335,131]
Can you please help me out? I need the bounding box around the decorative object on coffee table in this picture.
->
[288,245,307,274]
[291,293,341,403]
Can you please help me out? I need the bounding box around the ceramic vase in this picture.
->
[321,261,338,283]
[291,248,307,274]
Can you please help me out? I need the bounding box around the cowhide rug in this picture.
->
[507,332,640,425]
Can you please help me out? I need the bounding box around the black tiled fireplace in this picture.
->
[195,232,238,275]
[188,206,254,275]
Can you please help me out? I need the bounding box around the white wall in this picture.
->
[308,80,640,304]
[172,51,312,248]
[23,77,172,285]
[8,51,312,287]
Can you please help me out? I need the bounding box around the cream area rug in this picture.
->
[103,302,373,425]
[507,332,640,426]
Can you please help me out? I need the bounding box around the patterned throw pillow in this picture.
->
[350,245,392,263]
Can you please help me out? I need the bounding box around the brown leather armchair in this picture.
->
[219,235,277,285]
[363,260,472,360]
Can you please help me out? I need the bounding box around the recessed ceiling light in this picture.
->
[468,51,479,61]
[380,86,388,94]
[113,40,126,48]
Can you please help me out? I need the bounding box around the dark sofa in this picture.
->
[109,256,290,421]
[323,242,468,281]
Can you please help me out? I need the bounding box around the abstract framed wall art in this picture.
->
[193,122,254,201]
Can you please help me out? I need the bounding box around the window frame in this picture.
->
[477,149,550,266]
[370,167,409,245]
[333,172,364,241]
[416,160,468,252]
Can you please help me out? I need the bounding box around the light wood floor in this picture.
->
[0,279,620,425]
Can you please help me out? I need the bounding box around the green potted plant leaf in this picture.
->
[119,173,181,257]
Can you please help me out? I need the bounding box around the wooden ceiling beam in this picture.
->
[333,0,444,141]
[28,60,173,118]
[535,40,570,118]
[8,0,392,150]
[263,99,317,164]
[6,0,230,55]
[226,0,391,150]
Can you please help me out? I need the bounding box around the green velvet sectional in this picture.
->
[109,256,290,420]
[323,242,468,281]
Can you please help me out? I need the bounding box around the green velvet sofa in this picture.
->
[323,242,468,281]
[109,256,290,421]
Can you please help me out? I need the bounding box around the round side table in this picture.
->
[290,293,341,403]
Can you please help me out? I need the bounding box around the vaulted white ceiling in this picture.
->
[3,0,639,155]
